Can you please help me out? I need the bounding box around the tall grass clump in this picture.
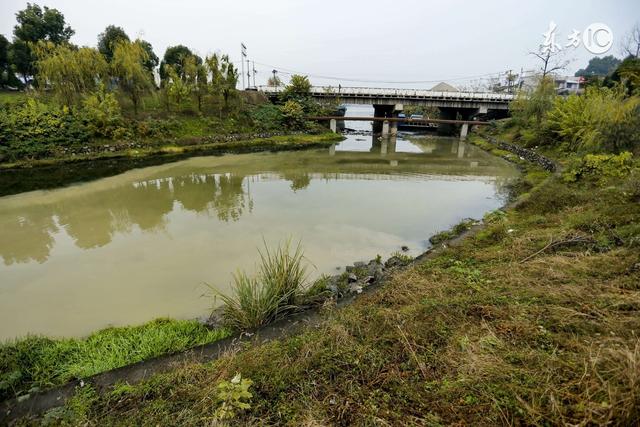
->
[544,86,640,153]
[217,241,310,330]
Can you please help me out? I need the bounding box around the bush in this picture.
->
[81,87,123,138]
[564,152,634,183]
[0,98,89,161]
[545,86,640,153]
[250,103,283,131]
[280,100,306,130]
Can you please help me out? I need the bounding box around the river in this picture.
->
[0,108,518,341]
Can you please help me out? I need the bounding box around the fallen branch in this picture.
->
[520,235,597,263]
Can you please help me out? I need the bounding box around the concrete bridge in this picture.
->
[308,116,490,139]
[259,85,513,134]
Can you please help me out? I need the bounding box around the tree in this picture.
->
[220,55,238,110]
[575,55,621,77]
[139,40,159,73]
[159,45,200,81]
[621,23,640,58]
[33,41,108,106]
[280,74,311,101]
[164,64,190,110]
[529,49,569,78]
[267,75,282,87]
[605,56,640,96]
[97,25,129,62]
[0,34,21,88]
[11,3,74,83]
[111,40,154,115]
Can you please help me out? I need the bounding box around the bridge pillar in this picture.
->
[459,123,469,140]
[329,119,337,133]
[382,120,390,136]
[373,105,394,133]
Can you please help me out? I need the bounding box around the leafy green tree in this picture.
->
[220,55,238,110]
[139,40,159,73]
[164,64,190,110]
[111,40,154,115]
[183,56,208,112]
[159,45,200,81]
[97,25,129,62]
[605,56,640,96]
[575,55,621,77]
[10,3,74,83]
[0,34,21,88]
[280,74,311,102]
[33,41,108,106]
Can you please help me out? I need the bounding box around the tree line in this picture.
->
[0,3,240,116]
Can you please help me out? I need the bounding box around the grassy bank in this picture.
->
[0,132,342,170]
[0,319,230,402]
[12,130,638,425]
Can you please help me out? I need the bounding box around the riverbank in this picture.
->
[9,128,639,424]
[0,132,342,196]
[0,132,342,170]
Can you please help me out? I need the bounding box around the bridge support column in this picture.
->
[459,123,469,140]
[382,120,390,136]
[329,119,337,133]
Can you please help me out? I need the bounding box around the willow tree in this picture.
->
[220,55,238,111]
[111,39,154,115]
[33,41,108,106]
[184,55,208,112]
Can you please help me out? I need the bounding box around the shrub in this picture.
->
[81,87,123,138]
[544,86,640,153]
[564,152,634,183]
[0,98,89,160]
[250,103,283,131]
[280,100,306,130]
[215,241,309,330]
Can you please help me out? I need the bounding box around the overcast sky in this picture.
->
[2,0,639,89]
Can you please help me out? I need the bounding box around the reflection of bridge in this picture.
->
[259,85,513,135]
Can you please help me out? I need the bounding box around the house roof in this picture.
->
[430,82,459,92]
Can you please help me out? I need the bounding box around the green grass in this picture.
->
[429,218,477,245]
[215,241,310,330]
[0,318,230,401]
[29,135,640,425]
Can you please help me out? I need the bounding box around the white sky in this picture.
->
[1,0,639,88]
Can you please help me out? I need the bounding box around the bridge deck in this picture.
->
[259,86,514,103]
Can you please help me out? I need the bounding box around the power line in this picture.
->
[248,60,510,85]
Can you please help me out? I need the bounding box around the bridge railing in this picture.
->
[257,85,514,101]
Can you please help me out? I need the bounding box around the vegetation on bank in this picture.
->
[0,132,343,170]
[0,319,230,402]
[0,3,337,164]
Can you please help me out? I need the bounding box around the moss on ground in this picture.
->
[12,133,640,425]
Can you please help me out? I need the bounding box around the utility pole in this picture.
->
[246,59,251,88]
[240,43,247,89]
[252,61,257,88]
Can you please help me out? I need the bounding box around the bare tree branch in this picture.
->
[620,22,640,58]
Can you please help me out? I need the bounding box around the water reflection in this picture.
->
[0,136,518,340]
[0,137,513,266]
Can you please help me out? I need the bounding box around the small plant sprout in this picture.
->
[214,373,253,420]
